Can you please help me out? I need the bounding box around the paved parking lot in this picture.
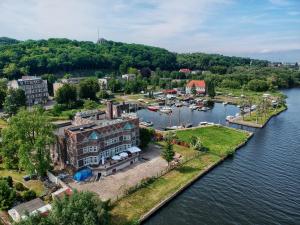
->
[69,144,168,201]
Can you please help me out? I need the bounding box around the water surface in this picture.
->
[144,88,300,225]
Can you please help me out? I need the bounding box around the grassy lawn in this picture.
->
[176,126,249,157]
[214,88,283,104]
[242,105,287,125]
[111,153,220,225]
[0,119,7,129]
[157,142,198,158]
[0,166,45,196]
[111,126,249,224]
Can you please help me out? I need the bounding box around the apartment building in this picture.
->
[9,76,49,106]
[52,102,140,175]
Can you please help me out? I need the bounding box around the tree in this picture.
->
[96,90,110,99]
[127,67,139,75]
[191,83,196,95]
[55,83,77,106]
[83,100,98,110]
[161,132,175,166]
[206,79,216,97]
[16,191,111,225]
[139,128,155,148]
[41,74,56,96]
[79,78,100,100]
[3,88,26,115]
[0,180,16,210]
[1,107,54,177]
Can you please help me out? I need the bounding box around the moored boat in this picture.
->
[160,106,172,113]
[165,125,184,130]
[140,121,154,127]
[147,106,160,112]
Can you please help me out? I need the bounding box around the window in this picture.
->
[123,135,131,141]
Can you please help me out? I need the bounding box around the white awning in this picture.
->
[127,146,142,153]
[120,152,128,158]
[112,155,122,161]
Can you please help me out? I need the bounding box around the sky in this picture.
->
[0,0,300,62]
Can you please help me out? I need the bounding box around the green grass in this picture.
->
[215,87,283,104]
[242,105,287,125]
[111,153,220,225]
[111,126,250,224]
[0,119,7,129]
[176,126,249,157]
[0,166,45,196]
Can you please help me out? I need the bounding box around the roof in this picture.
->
[163,89,177,94]
[11,198,45,216]
[186,80,206,88]
[179,68,191,73]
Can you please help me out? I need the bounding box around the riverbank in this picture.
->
[110,126,252,225]
[229,105,287,128]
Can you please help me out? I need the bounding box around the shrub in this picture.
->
[15,182,27,191]
[22,190,36,201]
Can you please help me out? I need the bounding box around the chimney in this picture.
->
[106,101,113,120]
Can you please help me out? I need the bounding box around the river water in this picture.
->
[143,88,300,225]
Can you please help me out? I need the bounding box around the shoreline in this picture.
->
[229,106,287,128]
[138,131,253,224]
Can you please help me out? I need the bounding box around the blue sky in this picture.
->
[0,0,299,61]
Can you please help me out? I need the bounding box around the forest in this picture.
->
[0,37,272,80]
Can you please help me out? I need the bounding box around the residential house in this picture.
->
[8,198,51,222]
[179,68,191,74]
[186,80,206,95]
[8,76,49,106]
[53,77,85,96]
[122,74,136,81]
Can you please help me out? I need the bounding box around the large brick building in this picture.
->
[53,102,140,175]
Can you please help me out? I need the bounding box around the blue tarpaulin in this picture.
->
[73,168,93,181]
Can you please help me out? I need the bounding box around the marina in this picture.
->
[143,88,300,225]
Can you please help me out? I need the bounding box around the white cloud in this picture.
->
[0,0,299,56]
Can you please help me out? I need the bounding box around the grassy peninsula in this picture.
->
[111,126,250,225]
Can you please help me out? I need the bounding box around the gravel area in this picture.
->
[69,144,168,201]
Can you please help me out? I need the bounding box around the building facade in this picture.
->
[52,102,140,174]
[186,80,206,95]
[53,77,85,96]
[9,76,49,106]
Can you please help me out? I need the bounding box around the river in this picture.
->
[143,88,300,225]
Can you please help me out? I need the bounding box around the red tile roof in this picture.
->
[163,89,177,94]
[179,68,191,73]
[186,80,206,88]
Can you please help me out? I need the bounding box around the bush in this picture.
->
[0,176,13,187]
[22,190,36,201]
[15,182,27,191]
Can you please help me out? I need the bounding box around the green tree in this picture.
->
[206,79,216,97]
[79,78,100,100]
[96,90,110,99]
[139,128,155,148]
[0,180,16,210]
[15,191,111,225]
[161,133,175,166]
[127,67,139,75]
[191,83,196,95]
[1,107,54,177]
[41,74,56,96]
[4,88,26,115]
[55,84,77,107]
[83,99,98,110]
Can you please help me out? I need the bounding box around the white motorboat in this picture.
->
[139,121,153,127]
[160,106,172,113]
[165,125,184,130]
[226,115,235,121]
[189,104,198,110]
